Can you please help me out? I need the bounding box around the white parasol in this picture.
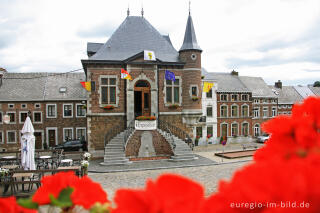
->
[21,116,36,170]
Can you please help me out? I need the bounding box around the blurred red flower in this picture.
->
[71,175,108,209]
[32,171,78,205]
[114,174,205,213]
[0,196,36,213]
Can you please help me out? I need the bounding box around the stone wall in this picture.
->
[89,115,125,151]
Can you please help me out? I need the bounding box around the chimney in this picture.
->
[275,80,282,89]
[231,70,238,76]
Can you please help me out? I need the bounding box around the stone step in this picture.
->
[104,151,125,156]
[173,152,195,157]
[104,156,127,161]
[106,144,124,148]
[100,159,131,166]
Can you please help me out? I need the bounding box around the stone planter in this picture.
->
[135,120,157,130]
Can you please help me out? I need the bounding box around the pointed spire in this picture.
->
[141,6,144,17]
[189,1,191,15]
[127,6,130,16]
[180,10,202,52]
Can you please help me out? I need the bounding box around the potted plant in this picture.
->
[81,160,89,176]
[168,104,179,109]
[191,96,199,101]
[103,105,114,110]
[136,116,156,120]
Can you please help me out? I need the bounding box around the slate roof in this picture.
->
[294,86,315,98]
[44,73,87,101]
[202,71,250,93]
[89,16,180,62]
[87,42,103,55]
[239,76,277,98]
[180,14,201,52]
[308,86,320,96]
[0,72,86,101]
[268,86,303,104]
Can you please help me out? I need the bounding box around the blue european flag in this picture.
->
[165,70,175,82]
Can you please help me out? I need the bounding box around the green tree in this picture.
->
[313,81,320,87]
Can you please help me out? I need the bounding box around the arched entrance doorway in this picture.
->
[134,80,151,117]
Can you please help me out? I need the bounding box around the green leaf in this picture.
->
[17,197,39,209]
[50,187,74,208]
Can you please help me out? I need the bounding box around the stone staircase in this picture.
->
[100,132,131,166]
[157,129,197,162]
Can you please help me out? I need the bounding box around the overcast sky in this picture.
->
[1,0,319,85]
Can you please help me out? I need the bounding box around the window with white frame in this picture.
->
[0,131,3,143]
[220,105,228,117]
[241,94,248,101]
[231,123,238,136]
[101,77,117,104]
[76,104,86,117]
[263,107,268,117]
[33,112,42,123]
[231,94,238,101]
[254,124,260,136]
[263,99,268,103]
[8,104,14,109]
[254,107,260,118]
[7,112,16,123]
[21,104,27,109]
[47,104,56,118]
[166,78,180,104]
[242,123,249,136]
[288,105,292,109]
[206,89,212,98]
[206,106,213,117]
[76,128,86,140]
[63,104,73,118]
[272,107,277,117]
[191,86,198,96]
[254,99,259,104]
[19,112,28,123]
[231,105,238,117]
[7,131,16,143]
[220,94,227,101]
[271,99,277,103]
[35,103,41,108]
[63,128,73,141]
[241,105,249,117]
[0,111,2,123]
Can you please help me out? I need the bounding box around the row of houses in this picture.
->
[0,67,318,150]
[197,69,320,144]
[0,70,87,151]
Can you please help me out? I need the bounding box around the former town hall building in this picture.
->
[81,11,203,155]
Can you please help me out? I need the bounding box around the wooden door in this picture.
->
[34,132,42,149]
[134,80,151,117]
[221,124,228,139]
[48,130,56,147]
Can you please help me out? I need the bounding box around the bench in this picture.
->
[242,144,258,151]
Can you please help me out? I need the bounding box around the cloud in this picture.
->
[77,22,116,39]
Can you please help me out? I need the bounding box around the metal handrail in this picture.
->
[158,119,194,150]
[104,123,124,148]
[157,119,176,151]
[124,120,135,150]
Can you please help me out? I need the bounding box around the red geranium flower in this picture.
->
[32,171,79,205]
[202,153,320,212]
[0,196,36,213]
[71,175,109,209]
[113,174,205,213]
